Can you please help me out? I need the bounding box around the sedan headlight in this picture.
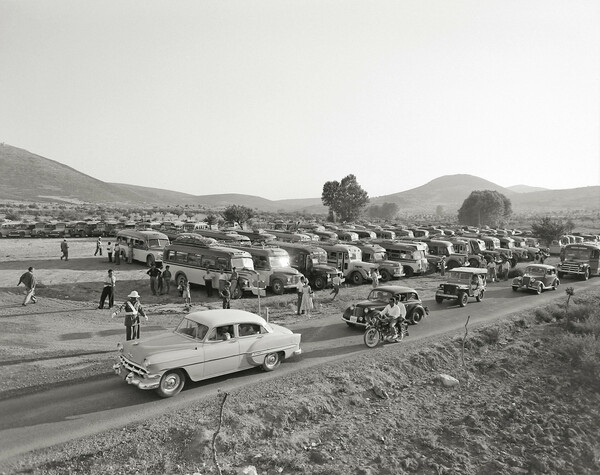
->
[143,358,149,369]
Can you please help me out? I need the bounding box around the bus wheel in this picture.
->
[379,269,391,282]
[272,279,284,295]
[313,276,326,290]
[404,267,414,278]
[351,272,364,285]
[176,273,188,288]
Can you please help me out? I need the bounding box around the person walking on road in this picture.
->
[60,239,69,261]
[330,274,343,301]
[17,266,37,306]
[94,237,103,256]
[106,241,113,263]
[112,291,147,341]
[98,269,116,309]
[161,265,172,294]
[147,263,161,296]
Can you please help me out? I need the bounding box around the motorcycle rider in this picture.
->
[379,296,406,341]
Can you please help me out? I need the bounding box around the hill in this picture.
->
[507,184,549,193]
[370,175,516,213]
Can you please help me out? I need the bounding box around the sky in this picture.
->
[1,0,599,201]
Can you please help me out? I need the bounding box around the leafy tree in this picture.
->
[531,216,568,246]
[457,190,512,227]
[222,205,254,227]
[204,213,220,228]
[5,210,21,221]
[321,174,369,222]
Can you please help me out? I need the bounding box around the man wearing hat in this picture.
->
[112,290,147,340]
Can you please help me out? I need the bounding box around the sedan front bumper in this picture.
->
[113,362,161,390]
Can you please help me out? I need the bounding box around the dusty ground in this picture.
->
[1,238,598,474]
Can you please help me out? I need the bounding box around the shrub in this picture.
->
[534,308,553,323]
[507,268,524,279]
[554,333,600,388]
[480,327,501,345]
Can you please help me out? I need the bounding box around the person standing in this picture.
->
[220,280,232,309]
[106,241,113,263]
[182,280,191,310]
[17,266,37,306]
[300,279,314,317]
[98,269,116,309]
[147,263,161,296]
[486,257,497,283]
[370,268,380,289]
[230,267,239,297]
[60,239,69,261]
[439,256,446,276]
[112,291,147,341]
[94,237,103,256]
[161,265,172,294]
[203,269,213,297]
[114,242,121,265]
[156,265,164,295]
[128,241,134,264]
[296,276,305,315]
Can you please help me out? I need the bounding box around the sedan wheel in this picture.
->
[552,279,559,290]
[409,307,424,324]
[536,283,543,295]
[262,352,281,371]
[156,369,185,398]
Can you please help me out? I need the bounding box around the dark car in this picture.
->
[512,264,559,294]
[342,285,429,327]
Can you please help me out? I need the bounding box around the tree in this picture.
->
[204,213,220,228]
[531,216,568,246]
[321,174,369,222]
[222,205,254,227]
[457,190,512,227]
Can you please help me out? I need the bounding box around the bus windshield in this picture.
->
[269,256,291,268]
[148,239,169,248]
[231,256,254,269]
[564,248,592,260]
[370,251,387,261]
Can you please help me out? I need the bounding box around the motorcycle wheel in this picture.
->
[364,328,380,348]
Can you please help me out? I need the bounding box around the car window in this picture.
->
[207,325,234,341]
[238,323,262,337]
[175,318,209,340]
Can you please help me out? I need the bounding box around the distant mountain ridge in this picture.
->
[1,143,598,213]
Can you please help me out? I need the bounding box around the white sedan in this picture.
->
[113,309,302,397]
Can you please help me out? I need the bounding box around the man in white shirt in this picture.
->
[379,297,406,339]
[98,269,116,309]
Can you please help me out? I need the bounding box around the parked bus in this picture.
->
[558,243,600,280]
[316,241,378,285]
[163,234,258,299]
[0,222,34,238]
[272,241,340,289]
[353,242,403,281]
[372,240,428,277]
[191,228,251,244]
[264,230,312,243]
[115,230,170,266]
[236,229,277,243]
[228,244,303,294]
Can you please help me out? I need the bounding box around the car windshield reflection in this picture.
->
[175,318,209,340]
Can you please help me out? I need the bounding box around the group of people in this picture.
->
[146,263,172,296]
[296,276,314,316]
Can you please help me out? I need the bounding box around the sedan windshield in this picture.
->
[175,318,209,340]
[368,289,394,301]
[525,266,546,276]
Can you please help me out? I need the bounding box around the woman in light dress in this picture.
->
[300,280,314,316]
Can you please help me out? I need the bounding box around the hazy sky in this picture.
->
[1,0,599,200]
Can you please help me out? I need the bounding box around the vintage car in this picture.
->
[113,309,302,398]
[435,267,487,307]
[342,285,429,327]
[512,264,560,294]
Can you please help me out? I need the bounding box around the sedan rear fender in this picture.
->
[244,333,301,366]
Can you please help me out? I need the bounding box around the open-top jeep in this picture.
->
[435,267,488,307]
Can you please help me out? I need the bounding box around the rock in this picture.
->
[308,449,329,465]
[438,374,459,387]
[463,415,478,427]
[372,385,389,399]
[237,467,258,475]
